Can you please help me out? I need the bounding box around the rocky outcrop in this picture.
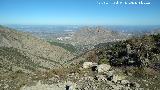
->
[82,62,98,69]
[82,62,93,69]
[20,62,141,90]
[97,64,111,73]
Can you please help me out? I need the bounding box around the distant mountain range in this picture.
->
[69,27,128,45]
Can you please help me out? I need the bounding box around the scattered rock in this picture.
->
[65,81,76,90]
[4,84,9,89]
[121,80,130,85]
[20,81,77,90]
[130,82,140,88]
[97,64,111,73]
[112,75,125,83]
[107,71,114,77]
[96,75,107,81]
[83,62,93,69]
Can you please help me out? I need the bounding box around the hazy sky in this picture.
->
[0,0,160,25]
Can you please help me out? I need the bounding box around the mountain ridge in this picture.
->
[0,25,74,72]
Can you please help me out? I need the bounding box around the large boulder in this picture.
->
[97,64,111,73]
[83,62,93,69]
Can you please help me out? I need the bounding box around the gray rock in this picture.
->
[121,80,130,85]
[112,75,125,83]
[83,62,93,69]
[96,75,107,81]
[97,64,111,73]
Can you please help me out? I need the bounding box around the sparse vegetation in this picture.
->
[48,41,77,53]
[0,47,42,71]
[90,34,160,90]
[1,25,160,90]
[98,58,109,65]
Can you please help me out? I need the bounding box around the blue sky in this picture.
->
[0,0,160,25]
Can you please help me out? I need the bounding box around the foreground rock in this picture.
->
[83,62,93,69]
[97,64,111,73]
[20,81,76,90]
[21,75,140,90]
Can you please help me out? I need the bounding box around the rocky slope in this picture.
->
[20,33,160,90]
[0,25,74,72]
[67,27,129,53]
[0,25,76,90]
[55,33,160,90]
[1,25,160,90]
[77,33,160,90]
[71,27,127,44]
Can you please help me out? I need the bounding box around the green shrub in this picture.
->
[48,41,77,53]
[98,58,109,65]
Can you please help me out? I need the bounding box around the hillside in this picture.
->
[0,25,76,90]
[1,25,160,90]
[65,27,129,53]
[0,25,74,72]
[70,27,127,45]
[20,34,160,90]
[80,34,160,89]
[23,31,159,90]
